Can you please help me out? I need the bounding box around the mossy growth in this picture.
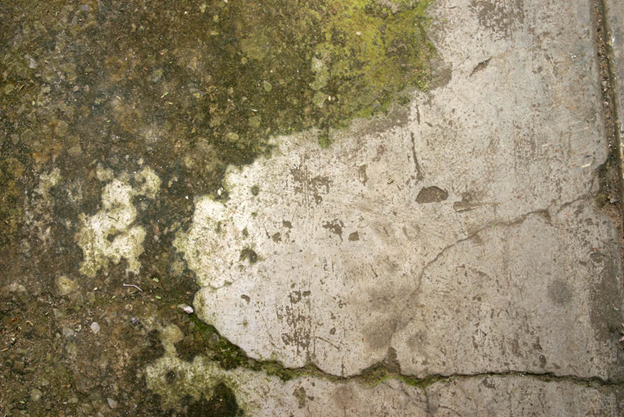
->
[218,0,435,146]
[183,313,249,370]
[182,313,326,382]
[1,0,436,248]
[2,0,435,179]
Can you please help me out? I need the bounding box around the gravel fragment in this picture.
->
[91,322,100,334]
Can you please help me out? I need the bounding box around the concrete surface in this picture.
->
[180,0,624,382]
[3,0,624,415]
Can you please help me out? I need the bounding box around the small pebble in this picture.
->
[107,398,118,409]
[178,304,194,314]
[91,322,100,334]
[31,388,43,402]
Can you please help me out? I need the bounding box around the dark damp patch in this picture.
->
[416,186,448,203]
[180,383,241,417]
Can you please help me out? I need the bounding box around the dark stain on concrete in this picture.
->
[323,219,345,241]
[548,279,573,306]
[416,186,449,203]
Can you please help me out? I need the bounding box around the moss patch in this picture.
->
[1,0,435,199]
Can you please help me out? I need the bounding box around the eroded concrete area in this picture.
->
[2,0,624,415]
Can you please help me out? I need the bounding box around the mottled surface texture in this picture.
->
[2,0,624,416]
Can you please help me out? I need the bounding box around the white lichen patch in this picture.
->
[178,114,615,379]
[173,197,251,289]
[77,166,160,277]
[36,167,61,200]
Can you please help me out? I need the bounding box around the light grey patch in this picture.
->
[429,58,453,89]
[332,385,356,410]
[364,318,397,351]
[589,256,624,381]
[416,186,448,204]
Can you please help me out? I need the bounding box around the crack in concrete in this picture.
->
[397,206,553,321]
[410,131,424,182]
[249,357,624,389]
[184,195,614,389]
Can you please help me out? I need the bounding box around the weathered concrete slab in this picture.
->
[148,359,623,416]
[146,326,623,416]
[3,0,623,414]
[177,0,624,383]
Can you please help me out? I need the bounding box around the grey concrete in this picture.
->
[177,0,624,386]
[148,360,623,416]
[427,376,622,417]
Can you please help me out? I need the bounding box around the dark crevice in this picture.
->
[593,0,624,221]
[178,315,624,390]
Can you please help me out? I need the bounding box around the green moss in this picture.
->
[2,0,434,200]
[227,0,435,139]
[186,313,248,370]
[401,374,444,390]
[1,1,437,409]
